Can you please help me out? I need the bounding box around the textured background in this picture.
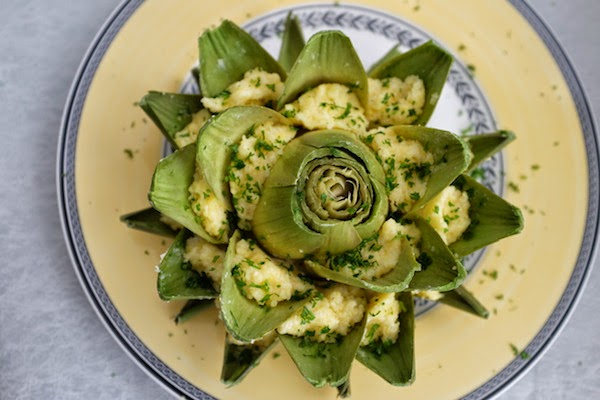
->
[1,0,598,399]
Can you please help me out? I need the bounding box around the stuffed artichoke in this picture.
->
[121,14,523,395]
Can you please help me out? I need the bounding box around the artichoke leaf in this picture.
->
[465,130,516,172]
[279,315,367,388]
[138,91,204,150]
[253,130,387,259]
[369,40,453,126]
[196,105,293,206]
[390,125,472,214]
[356,292,415,386]
[199,20,286,98]
[304,238,419,293]
[149,144,223,243]
[253,185,325,259]
[278,30,368,108]
[435,285,489,318]
[278,13,305,72]
[449,174,524,257]
[221,332,279,386]
[119,207,179,238]
[407,216,467,291]
[175,299,215,324]
[220,231,314,342]
[157,229,219,301]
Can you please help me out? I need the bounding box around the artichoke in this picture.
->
[122,16,523,394]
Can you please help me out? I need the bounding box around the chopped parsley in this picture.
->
[300,306,316,325]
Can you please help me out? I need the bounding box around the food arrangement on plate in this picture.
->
[120,14,523,396]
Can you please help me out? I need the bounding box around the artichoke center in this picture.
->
[304,159,371,225]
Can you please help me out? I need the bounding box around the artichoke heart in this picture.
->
[253,130,388,259]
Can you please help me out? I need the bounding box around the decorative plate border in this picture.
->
[56,1,598,399]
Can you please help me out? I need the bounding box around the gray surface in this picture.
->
[0,0,598,399]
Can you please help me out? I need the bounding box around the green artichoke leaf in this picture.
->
[119,207,179,238]
[157,229,219,301]
[279,315,367,388]
[278,13,305,72]
[369,41,453,125]
[356,292,415,386]
[304,238,419,293]
[138,91,204,149]
[252,186,325,258]
[253,130,388,259]
[434,285,489,318]
[198,19,286,98]
[196,105,292,206]
[221,332,279,386]
[220,231,314,342]
[148,144,222,243]
[465,130,516,172]
[449,174,524,257]
[278,30,368,109]
[407,215,467,291]
[175,299,215,324]
[389,125,472,214]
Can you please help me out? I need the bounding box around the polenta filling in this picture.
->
[415,186,471,244]
[360,292,403,350]
[201,68,284,112]
[228,121,298,230]
[282,83,368,135]
[172,108,211,148]
[359,127,434,214]
[230,238,313,307]
[188,166,230,241]
[326,219,421,280]
[277,284,367,343]
[184,235,226,290]
[366,76,425,126]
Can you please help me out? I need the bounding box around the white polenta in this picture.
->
[184,235,225,290]
[172,108,211,148]
[330,219,421,280]
[278,284,367,343]
[201,68,283,112]
[366,76,425,126]
[361,292,402,346]
[188,165,230,241]
[281,83,368,135]
[232,238,313,307]
[228,120,297,230]
[416,185,471,244]
[359,127,434,213]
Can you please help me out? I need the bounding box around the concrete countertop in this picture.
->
[1,0,598,398]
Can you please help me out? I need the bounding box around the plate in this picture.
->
[57,1,598,399]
